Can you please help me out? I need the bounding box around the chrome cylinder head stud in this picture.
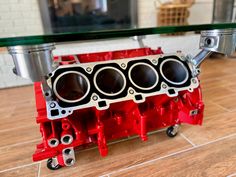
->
[8,44,55,82]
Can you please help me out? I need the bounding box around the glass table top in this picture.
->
[1,23,236,47]
[1,0,236,47]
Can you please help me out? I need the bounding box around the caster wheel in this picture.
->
[166,126,178,138]
[47,158,62,170]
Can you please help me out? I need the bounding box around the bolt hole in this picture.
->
[66,158,74,165]
[45,92,49,97]
[61,110,66,114]
[50,140,57,145]
[62,135,73,144]
[64,148,72,155]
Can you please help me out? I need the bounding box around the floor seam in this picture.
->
[210,102,232,112]
[180,133,196,147]
[0,138,41,150]
[227,172,236,177]
[0,124,37,134]
[0,162,39,174]
[103,133,236,176]
[37,162,41,177]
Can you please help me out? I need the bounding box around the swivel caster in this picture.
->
[47,158,62,170]
[166,124,180,138]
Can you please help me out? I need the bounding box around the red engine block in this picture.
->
[32,47,204,169]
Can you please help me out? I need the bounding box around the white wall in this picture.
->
[0,0,213,88]
[0,0,43,38]
[138,0,213,27]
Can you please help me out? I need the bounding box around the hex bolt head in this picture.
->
[50,102,56,108]
[86,67,92,72]
[121,63,126,68]
[162,84,167,89]
[152,59,157,64]
[92,96,98,101]
[129,90,134,94]
[192,78,197,84]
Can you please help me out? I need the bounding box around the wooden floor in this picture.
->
[0,57,236,177]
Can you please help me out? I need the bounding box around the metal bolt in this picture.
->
[129,90,134,94]
[192,78,197,84]
[86,67,92,72]
[92,96,98,101]
[152,59,157,64]
[50,102,56,108]
[121,63,126,68]
[162,84,167,89]
[181,56,186,61]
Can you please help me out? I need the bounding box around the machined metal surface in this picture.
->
[53,71,90,103]
[200,29,236,55]
[94,67,127,97]
[160,59,189,85]
[192,50,212,67]
[8,44,55,82]
[44,53,200,119]
[129,62,158,90]
[62,148,75,167]
[213,0,235,23]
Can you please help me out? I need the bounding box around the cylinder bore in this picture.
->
[53,71,90,103]
[129,63,158,90]
[160,59,189,85]
[94,67,126,96]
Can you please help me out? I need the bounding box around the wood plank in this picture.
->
[111,135,236,177]
[0,125,40,148]
[203,101,229,118]
[181,111,236,145]
[40,131,192,177]
[213,94,236,112]
[0,86,34,107]
[0,164,39,177]
[0,104,36,132]
[0,141,39,171]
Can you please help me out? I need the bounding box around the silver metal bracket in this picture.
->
[62,147,76,167]
[132,35,146,48]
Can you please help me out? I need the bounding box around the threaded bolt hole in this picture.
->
[64,148,71,155]
[66,158,74,165]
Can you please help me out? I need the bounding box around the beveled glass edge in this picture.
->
[1,23,236,47]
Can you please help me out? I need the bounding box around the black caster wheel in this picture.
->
[166,126,178,138]
[47,158,62,170]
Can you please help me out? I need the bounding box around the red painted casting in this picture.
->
[32,47,204,167]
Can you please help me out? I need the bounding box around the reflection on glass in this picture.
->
[41,0,137,33]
